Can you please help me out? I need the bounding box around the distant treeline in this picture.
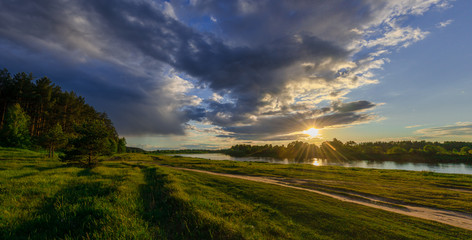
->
[151,149,218,154]
[224,140,472,162]
[126,147,147,153]
[0,68,125,163]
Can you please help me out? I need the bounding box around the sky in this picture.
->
[0,0,471,150]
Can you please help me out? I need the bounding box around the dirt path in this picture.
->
[165,165,472,231]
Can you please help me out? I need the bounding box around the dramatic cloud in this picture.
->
[219,101,378,140]
[415,122,472,137]
[0,0,453,141]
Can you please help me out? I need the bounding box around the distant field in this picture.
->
[1,148,471,239]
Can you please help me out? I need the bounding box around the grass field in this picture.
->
[153,154,472,214]
[1,148,471,239]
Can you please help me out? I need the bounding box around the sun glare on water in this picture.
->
[302,128,319,138]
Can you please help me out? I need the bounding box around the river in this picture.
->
[173,153,472,175]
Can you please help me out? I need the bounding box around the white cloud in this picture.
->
[159,72,202,106]
[405,124,423,128]
[211,93,223,102]
[415,122,472,137]
[364,0,453,27]
[363,25,429,49]
[437,19,453,28]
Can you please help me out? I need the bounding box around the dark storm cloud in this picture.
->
[0,0,203,135]
[0,0,348,135]
[181,34,348,124]
[314,112,375,128]
[170,0,378,46]
[0,0,442,139]
[0,44,189,135]
[332,100,377,113]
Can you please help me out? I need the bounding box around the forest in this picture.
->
[0,69,125,165]
[224,139,472,162]
[2,68,471,165]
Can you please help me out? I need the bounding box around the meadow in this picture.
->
[154,155,472,214]
[1,147,471,239]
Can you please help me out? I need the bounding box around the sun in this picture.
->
[302,128,319,138]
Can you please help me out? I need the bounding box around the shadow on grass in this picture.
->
[77,168,128,184]
[140,167,243,240]
[3,181,117,239]
[121,162,146,169]
[12,164,70,179]
[11,172,39,179]
[77,168,100,177]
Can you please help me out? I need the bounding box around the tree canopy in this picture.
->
[0,103,31,148]
[61,120,113,166]
[0,68,125,165]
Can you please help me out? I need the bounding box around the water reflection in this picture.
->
[173,153,472,175]
[312,159,321,166]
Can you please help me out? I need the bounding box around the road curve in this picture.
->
[165,165,472,231]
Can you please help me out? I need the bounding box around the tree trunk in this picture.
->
[36,104,43,136]
[30,116,35,136]
[63,104,68,130]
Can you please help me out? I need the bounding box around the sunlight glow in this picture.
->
[302,128,319,138]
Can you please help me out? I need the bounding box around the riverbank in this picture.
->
[225,151,472,164]
[170,153,472,175]
[153,154,472,214]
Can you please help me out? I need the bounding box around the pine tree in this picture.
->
[61,120,110,167]
[0,68,126,161]
[117,137,127,153]
[1,104,31,148]
[41,123,67,158]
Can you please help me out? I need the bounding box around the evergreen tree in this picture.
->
[61,120,111,167]
[41,123,67,158]
[0,68,126,159]
[1,104,31,148]
[0,68,14,129]
[117,137,127,153]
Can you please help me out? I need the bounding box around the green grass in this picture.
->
[144,166,471,239]
[0,151,153,239]
[1,149,471,239]
[151,154,472,214]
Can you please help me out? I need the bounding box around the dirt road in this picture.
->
[166,165,472,231]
